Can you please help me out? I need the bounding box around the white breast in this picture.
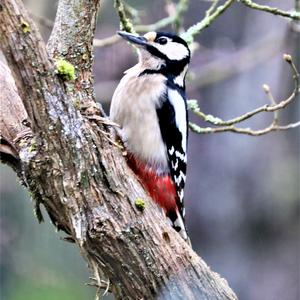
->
[110,69,169,173]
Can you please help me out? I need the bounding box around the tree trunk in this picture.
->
[0,0,237,299]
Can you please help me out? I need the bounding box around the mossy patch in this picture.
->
[21,20,30,33]
[28,139,37,152]
[55,59,75,81]
[73,98,81,109]
[134,198,145,211]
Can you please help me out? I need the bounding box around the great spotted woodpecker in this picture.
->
[110,31,190,241]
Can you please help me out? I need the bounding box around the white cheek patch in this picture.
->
[155,42,189,61]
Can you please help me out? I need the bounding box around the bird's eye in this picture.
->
[157,37,168,45]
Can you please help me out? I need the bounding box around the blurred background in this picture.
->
[1,0,299,299]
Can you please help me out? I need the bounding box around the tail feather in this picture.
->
[167,209,190,243]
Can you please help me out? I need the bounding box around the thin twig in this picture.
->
[108,0,188,48]
[94,0,221,47]
[114,0,136,33]
[189,54,299,127]
[102,278,110,297]
[181,0,234,44]
[262,84,279,125]
[86,279,113,293]
[189,54,300,135]
[94,0,188,48]
[239,0,300,21]
[130,0,188,33]
[94,35,121,47]
[189,121,300,136]
[205,0,219,17]
[98,128,124,150]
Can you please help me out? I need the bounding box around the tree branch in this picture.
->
[135,0,189,33]
[94,34,122,48]
[0,0,58,131]
[239,0,300,21]
[47,0,101,107]
[0,62,32,173]
[95,0,189,48]
[114,0,136,33]
[189,121,300,136]
[0,0,238,299]
[181,0,234,43]
[188,54,300,135]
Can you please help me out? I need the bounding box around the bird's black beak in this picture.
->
[117,31,148,47]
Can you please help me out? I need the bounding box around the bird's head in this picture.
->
[118,31,190,79]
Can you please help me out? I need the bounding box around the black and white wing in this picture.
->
[156,82,188,220]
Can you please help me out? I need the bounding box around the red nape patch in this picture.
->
[127,154,177,212]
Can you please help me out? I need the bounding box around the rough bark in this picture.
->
[0,0,238,299]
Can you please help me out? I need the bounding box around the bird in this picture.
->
[110,30,190,241]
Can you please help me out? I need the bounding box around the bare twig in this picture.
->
[135,0,189,33]
[205,0,220,17]
[94,35,121,47]
[181,0,234,43]
[239,0,300,21]
[262,84,279,125]
[189,54,300,135]
[114,0,136,33]
[113,0,188,35]
[86,278,112,294]
[189,121,300,135]
[95,0,223,48]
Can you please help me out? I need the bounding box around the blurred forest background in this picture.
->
[0,0,299,299]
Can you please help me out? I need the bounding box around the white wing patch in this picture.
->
[168,89,187,152]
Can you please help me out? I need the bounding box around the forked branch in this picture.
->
[239,0,300,21]
[188,54,300,136]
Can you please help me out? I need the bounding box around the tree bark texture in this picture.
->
[0,1,238,299]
